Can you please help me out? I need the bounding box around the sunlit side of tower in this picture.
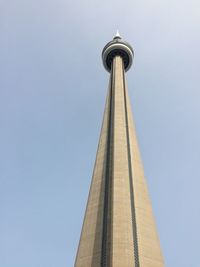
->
[74,34,164,267]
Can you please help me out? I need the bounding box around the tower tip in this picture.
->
[114,30,121,39]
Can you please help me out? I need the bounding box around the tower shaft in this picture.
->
[75,49,164,266]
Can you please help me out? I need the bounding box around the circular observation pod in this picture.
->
[102,35,134,72]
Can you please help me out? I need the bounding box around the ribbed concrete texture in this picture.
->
[74,55,164,267]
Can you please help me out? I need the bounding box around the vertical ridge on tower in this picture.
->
[74,35,164,267]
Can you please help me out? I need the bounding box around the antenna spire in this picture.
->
[114,30,121,39]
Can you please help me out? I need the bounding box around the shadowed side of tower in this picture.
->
[74,34,164,267]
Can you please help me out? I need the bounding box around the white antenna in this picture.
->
[115,30,121,38]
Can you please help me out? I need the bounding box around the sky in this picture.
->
[0,0,200,266]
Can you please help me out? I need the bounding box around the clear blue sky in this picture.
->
[1,0,200,266]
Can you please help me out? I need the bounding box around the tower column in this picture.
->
[110,55,135,267]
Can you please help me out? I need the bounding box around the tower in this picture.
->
[74,34,164,267]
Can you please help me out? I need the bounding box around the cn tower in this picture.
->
[74,33,164,267]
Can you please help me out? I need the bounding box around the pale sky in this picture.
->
[1,0,200,266]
